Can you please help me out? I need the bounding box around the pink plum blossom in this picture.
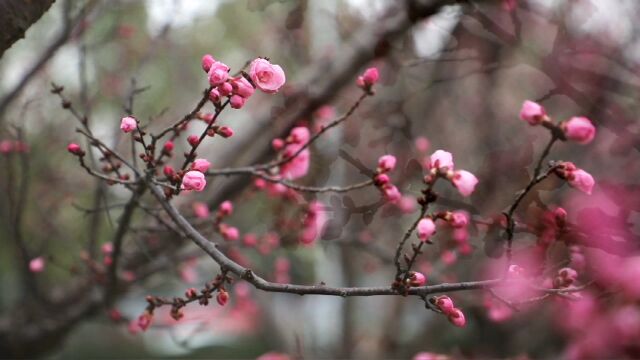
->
[191,158,211,173]
[417,218,436,241]
[192,202,210,219]
[181,171,207,191]
[428,150,454,170]
[451,170,478,196]
[201,54,215,72]
[377,154,397,173]
[356,67,379,88]
[563,116,596,144]
[519,100,547,125]
[120,116,137,133]
[567,169,595,195]
[207,61,230,86]
[29,257,45,273]
[447,308,466,327]
[249,58,286,93]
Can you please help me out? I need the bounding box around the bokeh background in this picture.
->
[1,0,639,358]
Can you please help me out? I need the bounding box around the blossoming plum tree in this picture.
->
[1,0,639,359]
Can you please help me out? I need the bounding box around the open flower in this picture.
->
[249,58,286,93]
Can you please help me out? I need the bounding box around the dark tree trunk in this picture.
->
[0,0,56,58]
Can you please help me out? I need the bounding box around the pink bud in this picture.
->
[554,207,567,227]
[563,116,596,144]
[409,271,427,287]
[357,67,379,88]
[447,308,466,327]
[0,140,13,154]
[181,171,207,191]
[217,126,234,138]
[101,242,113,254]
[120,116,137,133]
[377,154,397,173]
[201,113,215,123]
[29,257,45,273]
[191,158,211,173]
[519,100,547,125]
[429,150,454,170]
[435,295,455,313]
[272,138,285,151]
[163,141,174,152]
[374,173,390,186]
[243,233,258,247]
[108,309,122,321]
[451,170,478,197]
[185,287,198,298]
[221,225,239,241]
[201,54,215,72]
[207,61,230,86]
[382,184,401,202]
[163,165,175,177]
[187,135,200,147]
[567,168,595,195]
[230,95,246,109]
[232,76,255,98]
[192,202,210,219]
[449,211,469,228]
[414,136,430,153]
[417,218,436,241]
[137,312,152,331]
[249,58,286,93]
[216,290,229,306]
[218,200,233,216]
[67,143,83,156]
[209,88,221,103]
[289,127,310,144]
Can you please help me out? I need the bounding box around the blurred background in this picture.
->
[1,0,639,358]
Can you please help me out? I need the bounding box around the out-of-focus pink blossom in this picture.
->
[218,200,233,216]
[382,184,401,202]
[192,202,210,219]
[396,195,417,213]
[220,224,239,241]
[257,352,291,360]
[67,143,83,156]
[449,211,469,228]
[0,140,13,154]
[120,116,137,133]
[451,170,478,196]
[414,136,430,153]
[249,58,286,93]
[29,257,45,273]
[288,127,310,144]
